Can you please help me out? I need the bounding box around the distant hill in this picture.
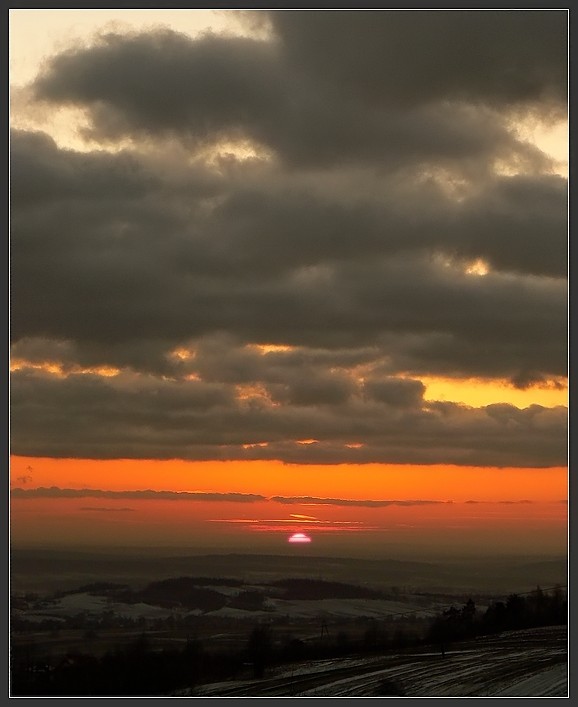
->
[10,547,567,596]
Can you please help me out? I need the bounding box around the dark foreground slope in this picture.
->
[180,625,567,697]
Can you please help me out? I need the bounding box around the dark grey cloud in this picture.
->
[29,20,562,171]
[32,31,285,146]
[10,368,567,466]
[452,174,567,277]
[363,378,426,408]
[11,487,266,502]
[10,11,567,468]
[10,130,566,383]
[262,10,567,110]
[10,130,160,208]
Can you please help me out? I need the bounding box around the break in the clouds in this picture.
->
[10,11,567,467]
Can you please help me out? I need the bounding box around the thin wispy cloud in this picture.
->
[79,506,135,512]
[464,500,533,505]
[210,518,375,534]
[270,496,451,508]
[210,518,363,527]
[10,487,266,503]
[247,524,378,534]
[11,487,543,508]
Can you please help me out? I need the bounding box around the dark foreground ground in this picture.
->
[178,625,567,697]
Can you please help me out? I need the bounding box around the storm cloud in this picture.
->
[10,367,567,466]
[10,10,567,467]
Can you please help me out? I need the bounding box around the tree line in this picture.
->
[427,584,567,654]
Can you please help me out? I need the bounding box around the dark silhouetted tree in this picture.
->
[505,593,527,629]
[247,623,272,678]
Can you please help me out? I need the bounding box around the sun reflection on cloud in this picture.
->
[235,383,279,406]
[169,346,196,361]
[10,360,121,377]
[464,258,490,276]
[208,516,368,534]
[416,165,472,200]
[197,138,275,168]
[252,343,296,355]
[290,513,319,521]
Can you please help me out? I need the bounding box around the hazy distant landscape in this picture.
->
[10,548,568,696]
[11,546,568,596]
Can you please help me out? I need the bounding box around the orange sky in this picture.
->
[10,494,567,556]
[10,456,568,556]
[10,456,568,502]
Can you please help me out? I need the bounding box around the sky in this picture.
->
[9,10,568,558]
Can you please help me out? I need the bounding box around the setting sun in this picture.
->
[288,532,312,544]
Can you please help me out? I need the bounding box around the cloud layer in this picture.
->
[10,11,568,467]
[10,487,535,507]
[10,487,266,502]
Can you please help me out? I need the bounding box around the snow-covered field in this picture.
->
[15,592,181,623]
[209,596,444,620]
[14,590,445,623]
[181,625,567,698]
